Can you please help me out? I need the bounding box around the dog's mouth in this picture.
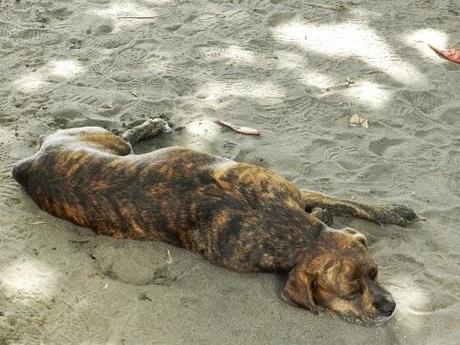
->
[319,299,396,326]
[335,309,396,326]
[370,307,397,325]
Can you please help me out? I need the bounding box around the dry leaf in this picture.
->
[428,45,460,64]
[349,114,369,128]
[217,119,260,136]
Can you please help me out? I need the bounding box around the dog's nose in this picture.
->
[373,296,396,317]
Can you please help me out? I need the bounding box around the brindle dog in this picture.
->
[12,120,417,325]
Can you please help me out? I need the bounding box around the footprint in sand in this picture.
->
[415,126,450,146]
[46,5,73,19]
[65,93,99,107]
[92,22,114,35]
[439,106,460,128]
[357,162,397,183]
[91,32,132,49]
[10,27,49,40]
[399,89,444,114]
[10,26,62,46]
[88,55,116,75]
[368,137,405,156]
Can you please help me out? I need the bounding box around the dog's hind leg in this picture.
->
[300,189,418,227]
[309,207,334,226]
[121,118,172,146]
[65,118,172,154]
[78,128,133,156]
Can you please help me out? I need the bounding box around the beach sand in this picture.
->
[1,0,459,344]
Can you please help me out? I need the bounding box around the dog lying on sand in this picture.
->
[12,118,418,324]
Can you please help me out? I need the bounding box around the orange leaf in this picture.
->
[217,120,260,136]
[428,45,460,64]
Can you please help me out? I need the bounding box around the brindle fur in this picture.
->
[12,125,417,324]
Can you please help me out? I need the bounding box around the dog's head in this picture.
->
[282,227,395,325]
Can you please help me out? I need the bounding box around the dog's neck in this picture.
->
[289,225,339,270]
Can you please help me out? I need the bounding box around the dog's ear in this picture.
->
[343,227,368,247]
[281,267,318,314]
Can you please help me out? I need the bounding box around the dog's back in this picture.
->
[12,127,319,272]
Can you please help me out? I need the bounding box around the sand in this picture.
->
[1,0,459,344]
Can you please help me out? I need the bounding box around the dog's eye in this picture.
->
[342,284,363,300]
[343,289,362,301]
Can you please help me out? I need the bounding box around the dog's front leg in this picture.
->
[300,189,418,226]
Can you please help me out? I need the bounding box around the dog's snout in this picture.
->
[373,295,396,316]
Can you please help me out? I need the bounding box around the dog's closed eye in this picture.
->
[343,290,362,301]
[340,276,364,300]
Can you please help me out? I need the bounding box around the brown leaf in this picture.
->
[217,119,260,136]
[428,45,460,64]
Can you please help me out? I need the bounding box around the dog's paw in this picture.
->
[310,207,334,226]
[374,203,417,226]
